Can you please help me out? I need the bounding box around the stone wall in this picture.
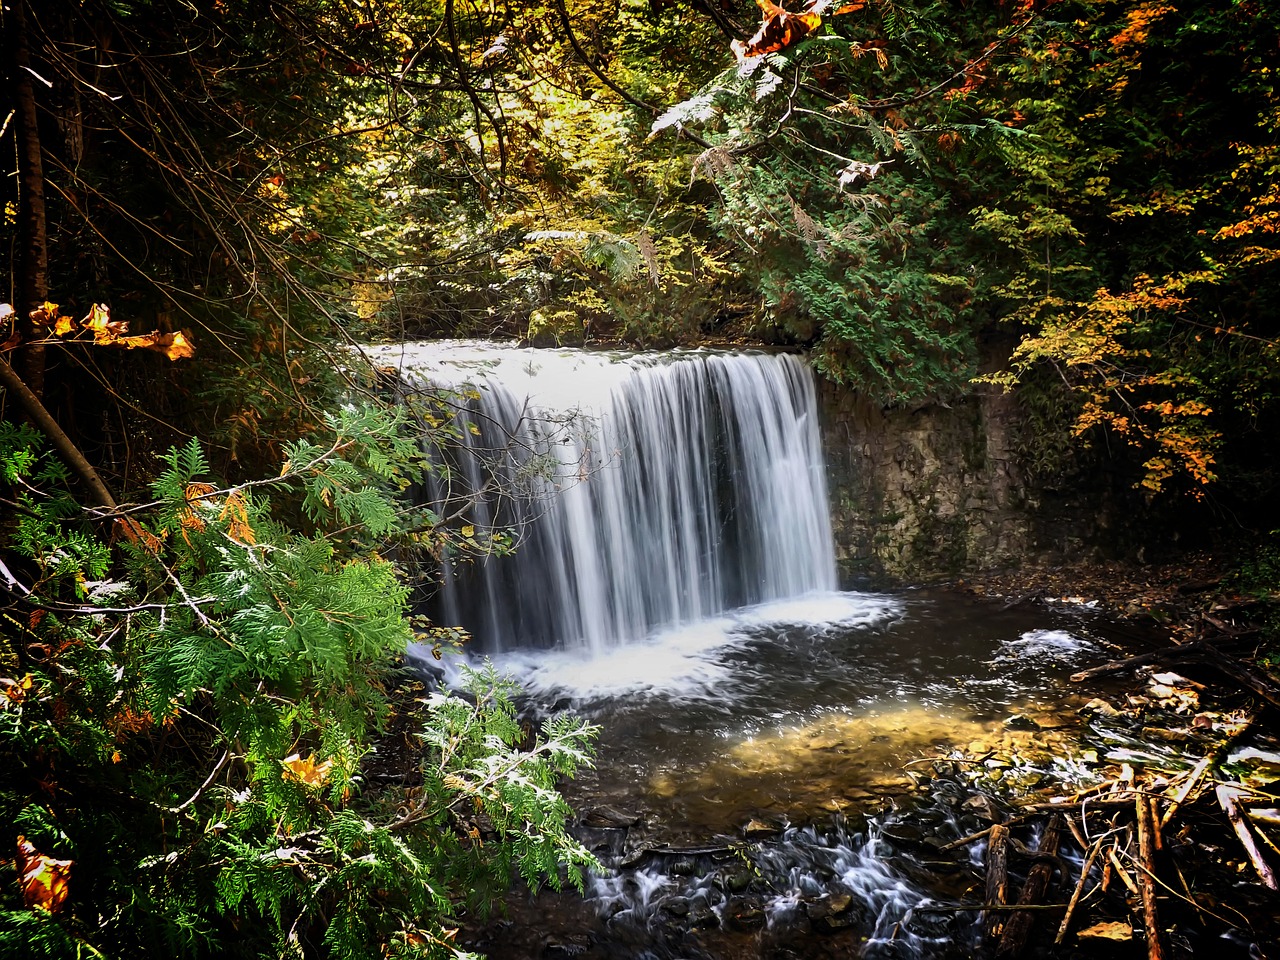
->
[820,381,1104,584]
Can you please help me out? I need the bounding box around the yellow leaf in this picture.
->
[54,315,74,337]
[0,674,34,708]
[281,752,334,788]
[461,525,475,538]
[85,303,112,335]
[160,330,196,360]
[16,836,72,914]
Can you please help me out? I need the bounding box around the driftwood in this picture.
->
[983,823,1011,942]
[1216,784,1279,890]
[995,814,1062,959]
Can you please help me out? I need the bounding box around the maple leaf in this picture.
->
[733,1,823,61]
[281,752,334,788]
[15,836,72,914]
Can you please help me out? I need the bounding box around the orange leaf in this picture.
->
[220,492,256,546]
[30,302,61,328]
[733,8,823,60]
[15,836,72,914]
[162,330,196,360]
[54,314,75,337]
[114,517,165,555]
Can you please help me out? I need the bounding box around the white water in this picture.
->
[460,591,903,704]
[376,342,837,654]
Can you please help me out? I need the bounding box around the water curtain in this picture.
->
[390,345,836,652]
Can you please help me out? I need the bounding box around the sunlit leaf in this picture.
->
[732,5,824,61]
[281,752,334,788]
[0,674,34,708]
[16,836,72,914]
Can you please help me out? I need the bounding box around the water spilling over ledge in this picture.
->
[375,342,837,654]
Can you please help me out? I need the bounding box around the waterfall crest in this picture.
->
[382,343,836,653]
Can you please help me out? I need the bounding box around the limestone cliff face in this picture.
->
[819,381,1112,584]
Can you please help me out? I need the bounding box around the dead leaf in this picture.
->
[281,753,334,788]
[30,302,61,328]
[733,1,823,61]
[114,517,165,555]
[220,492,255,546]
[0,674,34,708]
[1078,921,1133,941]
[15,836,72,914]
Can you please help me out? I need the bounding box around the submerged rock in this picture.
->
[744,817,783,840]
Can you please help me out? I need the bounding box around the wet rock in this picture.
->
[962,794,1002,822]
[542,935,591,958]
[663,897,690,918]
[688,903,720,928]
[669,858,698,876]
[579,805,641,828]
[806,893,859,934]
[728,898,767,929]
[719,870,754,893]
[744,817,783,840]
[879,821,925,846]
[1004,713,1040,731]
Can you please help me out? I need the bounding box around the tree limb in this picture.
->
[0,355,118,509]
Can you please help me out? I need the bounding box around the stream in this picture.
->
[436,587,1126,960]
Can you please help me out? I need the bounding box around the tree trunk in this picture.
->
[7,0,50,398]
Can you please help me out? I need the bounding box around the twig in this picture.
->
[1055,835,1104,944]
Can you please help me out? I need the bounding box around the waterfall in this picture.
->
[379,343,837,653]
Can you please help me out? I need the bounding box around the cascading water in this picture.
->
[377,342,836,653]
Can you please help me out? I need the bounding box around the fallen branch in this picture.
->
[1135,795,1167,960]
[1216,784,1279,890]
[1056,835,1105,945]
[996,814,1062,959]
[984,822,1011,943]
[0,355,117,509]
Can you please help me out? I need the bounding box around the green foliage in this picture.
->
[0,411,597,959]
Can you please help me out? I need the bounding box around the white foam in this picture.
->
[440,591,904,703]
[735,592,901,630]
[995,629,1093,662]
